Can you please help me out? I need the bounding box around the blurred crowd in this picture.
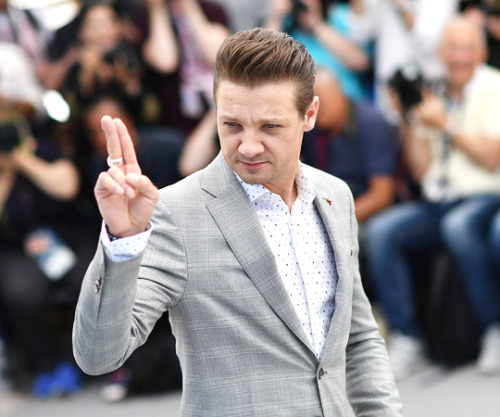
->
[1,0,500,403]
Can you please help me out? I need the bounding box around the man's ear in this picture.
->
[304,96,319,132]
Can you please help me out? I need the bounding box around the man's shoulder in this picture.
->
[470,65,500,98]
[484,66,500,94]
[302,163,351,192]
[158,170,204,201]
[157,154,234,202]
[482,65,500,81]
[302,164,355,213]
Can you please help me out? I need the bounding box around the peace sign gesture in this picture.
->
[94,116,159,238]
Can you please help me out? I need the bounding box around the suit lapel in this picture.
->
[201,155,314,353]
[313,181,352,362]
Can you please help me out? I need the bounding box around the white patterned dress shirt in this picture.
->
[101,165,338,358]
[237,166,338,359]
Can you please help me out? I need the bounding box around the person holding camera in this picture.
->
[348,0,457,123]
[0,110,98,397]
[0,38,100,397]
[265,0,371,100]
[62,3,144,121]
[363,17,500,380]
[301,66,399,225]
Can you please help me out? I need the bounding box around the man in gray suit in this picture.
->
[73,28,403,416]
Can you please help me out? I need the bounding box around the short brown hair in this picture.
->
[213,28,316,115]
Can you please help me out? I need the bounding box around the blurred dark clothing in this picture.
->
[0,137,98,378]
[487,34,500,69]
[0,139,85,244]
[301,100,399,198]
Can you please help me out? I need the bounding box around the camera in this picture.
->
[103,43,141,71]
[0,115,30,153]
[388,65,425,115]
[0,123,21,153]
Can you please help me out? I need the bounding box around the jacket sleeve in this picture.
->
[72,199,187,376]
[344,190,404,416]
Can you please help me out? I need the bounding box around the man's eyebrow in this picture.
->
[218,114,287,124]
[217,113,238,120]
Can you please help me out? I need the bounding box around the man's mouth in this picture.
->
[240,161,266,169]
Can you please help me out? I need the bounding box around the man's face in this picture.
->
[216,80,318,197]
[440,22,486,90]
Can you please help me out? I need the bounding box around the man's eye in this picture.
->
[265,124,278,129]
[225,122,238,128]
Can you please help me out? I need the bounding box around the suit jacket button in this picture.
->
[318,368,325,379]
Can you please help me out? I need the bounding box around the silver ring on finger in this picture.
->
[107,156,124,167]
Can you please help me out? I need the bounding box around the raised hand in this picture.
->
[94,115,159,237]
[413,90,448,131]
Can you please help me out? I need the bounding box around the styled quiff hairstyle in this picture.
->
[213,28,316,116]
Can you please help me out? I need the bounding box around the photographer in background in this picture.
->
[62,2,145,123]
[0,40,48,219]
[301,67,398,225]
[265,0,372,100]
[0,40,97,398]
[348,0,457,123]
[363,17,500,380]
[386,65,439,201]
[0,110,96,398]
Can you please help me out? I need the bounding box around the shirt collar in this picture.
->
[235,163,316,205]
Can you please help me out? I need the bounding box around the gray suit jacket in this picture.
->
[73,154,402,416]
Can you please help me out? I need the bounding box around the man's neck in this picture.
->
[264,179,298,212]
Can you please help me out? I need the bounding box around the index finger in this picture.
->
[115,117,141,174]
[101,115,122,159]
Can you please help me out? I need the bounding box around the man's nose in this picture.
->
[238,131,264,158]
